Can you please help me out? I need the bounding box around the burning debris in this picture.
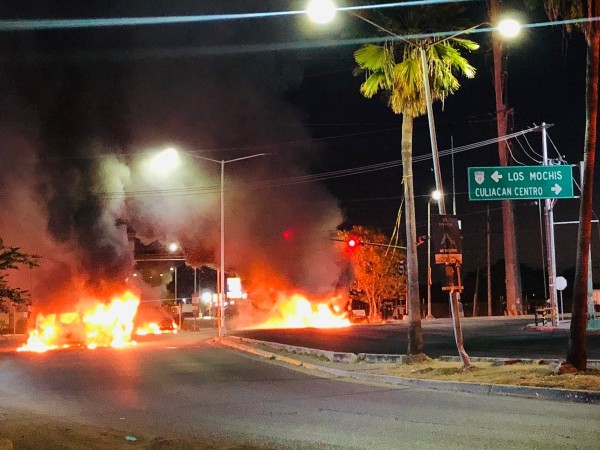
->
[17,290,177,353]
[251,292,350,329]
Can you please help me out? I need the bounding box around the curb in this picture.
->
[219,336,600,404]
[524,323,600,334]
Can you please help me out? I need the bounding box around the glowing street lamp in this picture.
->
[150,147,180,175]
[306,0,337,24]
[497,18,521,38]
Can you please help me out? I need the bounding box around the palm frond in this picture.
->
[360,72,391,98]
[354,44,393,72]
[450,37,480,52]
[353,32,479,119]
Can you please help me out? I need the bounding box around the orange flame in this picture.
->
[256,293,350,329]
[18,291,142,353]
[135,320,178,336]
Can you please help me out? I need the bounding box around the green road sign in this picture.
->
[468,165,574,201]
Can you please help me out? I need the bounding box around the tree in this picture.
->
[0,239,39,313]
[353,17,478,356]
[543,0,600,371]
[338,227,406,322]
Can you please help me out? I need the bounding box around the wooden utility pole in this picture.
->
[473,259,480,317]
[489,0,523,315]
[487,206,492,316]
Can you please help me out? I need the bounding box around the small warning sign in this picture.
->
[432,214,462,265]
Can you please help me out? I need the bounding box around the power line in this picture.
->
[95,125,543,199]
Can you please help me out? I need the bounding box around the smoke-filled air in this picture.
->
[0,1,347,336]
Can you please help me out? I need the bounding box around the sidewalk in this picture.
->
[218,335,600,404]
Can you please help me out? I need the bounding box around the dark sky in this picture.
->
[0,0,598,300]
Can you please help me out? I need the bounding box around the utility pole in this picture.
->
[487,206,492,316]
[473,260,480,317]
[542,123,558,326]
[489,0,523,315]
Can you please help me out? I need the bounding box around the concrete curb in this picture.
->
[524,323,600,334]
[219,336,600,405]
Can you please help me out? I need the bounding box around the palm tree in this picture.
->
[354,35,478,358]
[543,0,599,371]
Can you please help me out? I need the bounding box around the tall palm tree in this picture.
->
[354,36,478,357]
[544,0,599,371]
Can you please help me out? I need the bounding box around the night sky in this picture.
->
[0,0,598,304]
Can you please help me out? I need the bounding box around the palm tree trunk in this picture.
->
[402,114,424,355]
[567,22,599,371]
[489,0,523,316]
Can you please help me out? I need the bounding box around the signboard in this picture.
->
[226,277,243,299]
[555,276,567,291]
[468,165,574,201]
[431,214,462,265]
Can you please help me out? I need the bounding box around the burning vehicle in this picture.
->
[17,290,178,353]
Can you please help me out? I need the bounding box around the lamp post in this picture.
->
[427,190,441,320]
[191,153,267,338]
[168,243,182,329]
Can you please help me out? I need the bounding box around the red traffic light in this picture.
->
[347,238,358,248]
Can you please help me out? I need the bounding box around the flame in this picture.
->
[135,320,178,336]
[256,293,350,329]
[18,291,142,353]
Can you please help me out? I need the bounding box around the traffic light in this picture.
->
[347,237,359,248]
[398,260,406,276]
[417,235,428,247]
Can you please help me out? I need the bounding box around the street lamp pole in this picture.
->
[427,200,432,319]
[191,153,266,339]
[427,190,441,320]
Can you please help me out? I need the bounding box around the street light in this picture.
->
[427,189,442,320]
[306,0,336,24]
[190,153,267,339]
[168,241,181,327]
[149,147,180,175]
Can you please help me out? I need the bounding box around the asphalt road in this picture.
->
[232,317,600,360]
[1,331,599,449]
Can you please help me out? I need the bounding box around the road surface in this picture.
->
[0,331,598,449]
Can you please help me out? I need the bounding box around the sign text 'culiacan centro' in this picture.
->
[468,165,574,201]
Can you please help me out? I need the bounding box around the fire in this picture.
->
[18,291,143,353]
[256,293,350,329]
[135,320,178,336]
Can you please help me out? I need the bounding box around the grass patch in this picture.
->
[371,360,600,391]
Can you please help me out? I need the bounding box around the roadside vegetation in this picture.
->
[257,342,600,392]
[372,359,600,391]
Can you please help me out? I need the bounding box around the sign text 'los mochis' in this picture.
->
[468,165,574,201]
